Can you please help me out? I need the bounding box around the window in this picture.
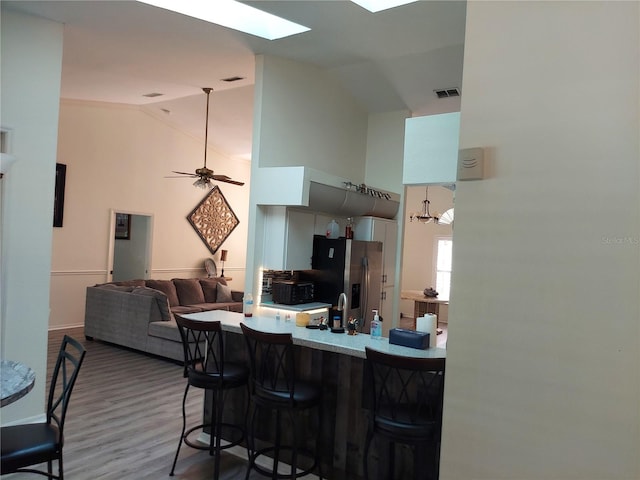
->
[434,237,453,300]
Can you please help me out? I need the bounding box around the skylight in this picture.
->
[350,0,419,13]
[136,0,311,40]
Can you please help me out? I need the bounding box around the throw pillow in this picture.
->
[199,278,219,303]
[216,282,233,303]
[173,278,205,305]
[146,280,180,307]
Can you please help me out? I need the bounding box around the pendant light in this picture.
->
[410,186,440,224]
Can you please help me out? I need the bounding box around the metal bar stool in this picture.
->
[240,322,323,480]
[1,335,86,480]
[363,347,446,480]
[170,316,249,479]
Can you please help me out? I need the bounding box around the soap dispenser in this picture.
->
[370,309,382,340]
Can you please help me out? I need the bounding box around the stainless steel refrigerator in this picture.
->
[304,235,383,333]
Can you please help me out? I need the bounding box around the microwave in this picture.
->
[272,281,314,305]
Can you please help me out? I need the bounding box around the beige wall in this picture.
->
[50,99,251,329]
[440,2,640,478]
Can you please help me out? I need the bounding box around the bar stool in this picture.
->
[170,316,249,479]
[363,347,446,480]
[240,322,323,480]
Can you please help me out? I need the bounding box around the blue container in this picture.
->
[389,328,430,350]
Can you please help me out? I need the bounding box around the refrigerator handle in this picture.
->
[361,256,369,331]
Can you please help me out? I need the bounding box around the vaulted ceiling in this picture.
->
[4,0,466,160]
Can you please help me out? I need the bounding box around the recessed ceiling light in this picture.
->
[350,0,419,13]
[136,0,310,40]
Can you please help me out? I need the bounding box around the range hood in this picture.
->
[307,181,399,219]
[254,166,400,219]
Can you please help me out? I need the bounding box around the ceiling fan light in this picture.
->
[193,177,211,189]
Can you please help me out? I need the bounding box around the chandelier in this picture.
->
[409,187,454,226]
[410,187,440,224]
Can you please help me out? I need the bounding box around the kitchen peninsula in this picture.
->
[182,310,446,479]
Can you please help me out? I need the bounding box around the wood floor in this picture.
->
[5,327,258,480]
[5,324,447,479]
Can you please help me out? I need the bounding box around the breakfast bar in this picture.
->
[182,310,446,479]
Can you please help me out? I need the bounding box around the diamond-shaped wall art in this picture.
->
[187,186,239,255]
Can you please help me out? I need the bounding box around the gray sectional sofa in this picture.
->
[84,277,243,361]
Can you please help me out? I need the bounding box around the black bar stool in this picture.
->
[1,335,86,480]
[240,322,323,480]
[363,347,446,480]
[170,316,249,479]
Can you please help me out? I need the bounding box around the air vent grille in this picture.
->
[434,88,460,98]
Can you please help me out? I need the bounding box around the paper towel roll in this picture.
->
[416,314,437,348]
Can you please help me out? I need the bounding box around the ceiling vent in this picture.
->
[434,88,460,98]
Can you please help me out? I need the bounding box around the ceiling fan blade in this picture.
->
[171,171,198,176]
[212,174,245,186]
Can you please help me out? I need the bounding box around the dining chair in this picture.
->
[170,316,249,479]
[363,347,446,480]
[1,335,86,480]
[240,322,323,480]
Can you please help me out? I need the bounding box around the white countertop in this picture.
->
[259,301,331,312]
[181,310,446,360]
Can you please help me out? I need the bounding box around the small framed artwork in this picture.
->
[53,163,66,227]
[115,213,131,240]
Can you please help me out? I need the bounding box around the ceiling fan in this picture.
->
[168,87,244,189]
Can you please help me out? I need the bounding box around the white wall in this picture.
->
[50,100,251,329]
[0,9,63,424]
[364,110,409,194]
[440,2,640,478]
[252,55,369,179]
[246,55,372,295]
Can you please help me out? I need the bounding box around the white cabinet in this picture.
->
[353,216,398,330]
[263,207,315,270]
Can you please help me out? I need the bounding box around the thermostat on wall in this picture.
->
[457,148,484,181]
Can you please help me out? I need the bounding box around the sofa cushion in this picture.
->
[217,282,233,303]
[148,320,182,342]
[131,286,172,320]
[199,277,226,303]
[146,280,180,307]
[96,279,145,287]
[173,278,205,306]
[171,305,206,315]
[96,284,136,292]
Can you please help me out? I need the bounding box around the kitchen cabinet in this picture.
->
[263,207,315,270]
[353,216,398,329]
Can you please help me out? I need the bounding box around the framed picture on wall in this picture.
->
[115,213,131,240]
[53,163,66,227]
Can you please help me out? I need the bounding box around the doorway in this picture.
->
[108,209,153,282]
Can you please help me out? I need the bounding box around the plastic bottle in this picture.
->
[243,293,254,317]
[345,217,354,239]
[370,309,382,340]
[326,219,339,239]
